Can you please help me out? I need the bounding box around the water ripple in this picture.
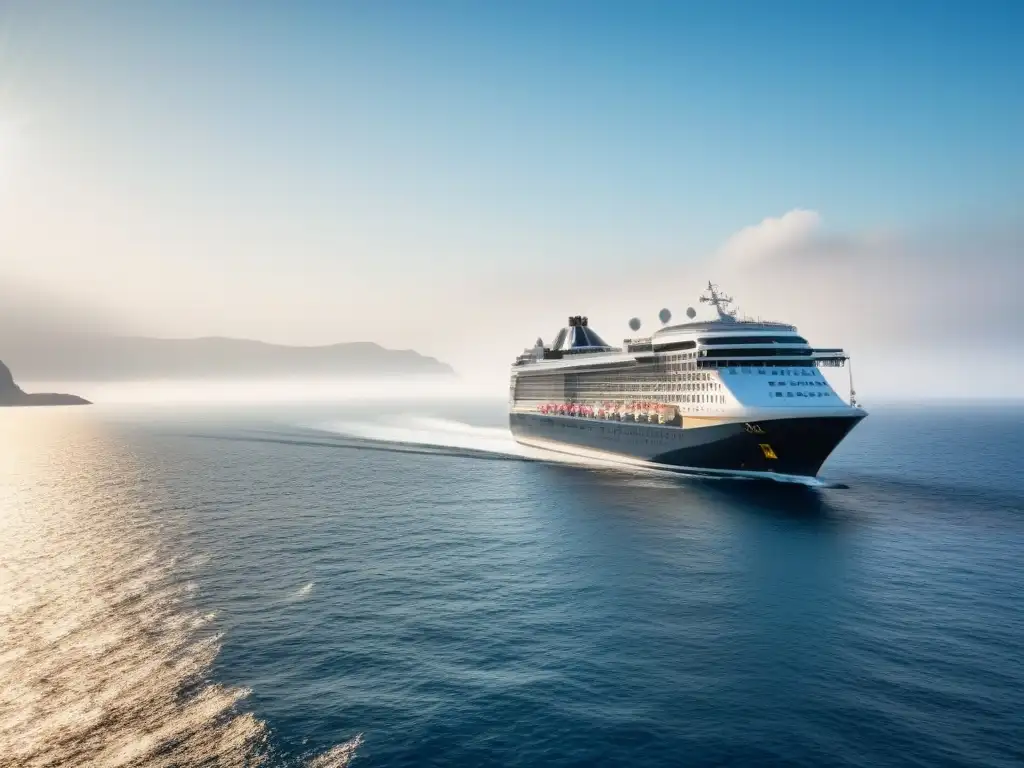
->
[0,414,360,767]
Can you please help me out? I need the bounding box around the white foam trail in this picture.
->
[294,582,314,598]
[317,415,837,486]
[317,415,697,477]
[321,415,530,459]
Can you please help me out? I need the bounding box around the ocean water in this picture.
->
[1,399,1022,767]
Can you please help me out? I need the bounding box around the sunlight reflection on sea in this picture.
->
[0,411,359,767]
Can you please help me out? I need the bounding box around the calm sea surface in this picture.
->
[1,399,1022,767]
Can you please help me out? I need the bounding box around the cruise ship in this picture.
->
[508,283,866,484]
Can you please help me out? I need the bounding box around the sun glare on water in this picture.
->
[0,412,362,766]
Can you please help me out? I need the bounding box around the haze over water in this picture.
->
[2,1,1023,764]
[2,398,1021,767]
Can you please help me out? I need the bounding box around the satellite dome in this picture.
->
[659,308,672,324]
[628,317,642,332]
[686,307,697,319]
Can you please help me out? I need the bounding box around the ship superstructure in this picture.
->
[508,283,865,482]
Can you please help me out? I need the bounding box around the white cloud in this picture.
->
[708,210,1023,364]
[716,209,822,265]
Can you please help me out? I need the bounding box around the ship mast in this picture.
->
[699,282,738,321]
[848,358,858,407]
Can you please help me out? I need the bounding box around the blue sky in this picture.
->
[1,0,1022,390]
[12,0,1021,228]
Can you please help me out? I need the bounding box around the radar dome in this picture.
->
[686,307,697,319]
[628,317,642,332]
[659,308,672,324]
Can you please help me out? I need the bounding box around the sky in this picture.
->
[0,0,1022,397]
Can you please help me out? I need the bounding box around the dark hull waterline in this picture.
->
[510,412,864,483]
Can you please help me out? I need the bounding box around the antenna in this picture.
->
[628,317,642,332]
[659,308,672,324]
[849,358,859,407]
[699,281,737,321]
[686,307,696,319]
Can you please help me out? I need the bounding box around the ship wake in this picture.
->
[323,416,530,458]
[316,415,786,481]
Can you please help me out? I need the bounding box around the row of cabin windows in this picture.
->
[775,391,830,398]
[656,350,699,372]
[515,361,727,403]
[516,385,725,401]
[517,367,717,389]
[704,347,813,358]
[530,367,823,389]
[681,394,726,404]
[656,340,697,352]
[701,360,820,369]
[698,335,807,346]
[655,336,809,352]
[729,367,819,376]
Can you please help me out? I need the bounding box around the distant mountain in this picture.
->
[0,333,455,382]
[0,360,91,406]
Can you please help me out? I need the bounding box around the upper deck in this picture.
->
[513,283,850,377]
